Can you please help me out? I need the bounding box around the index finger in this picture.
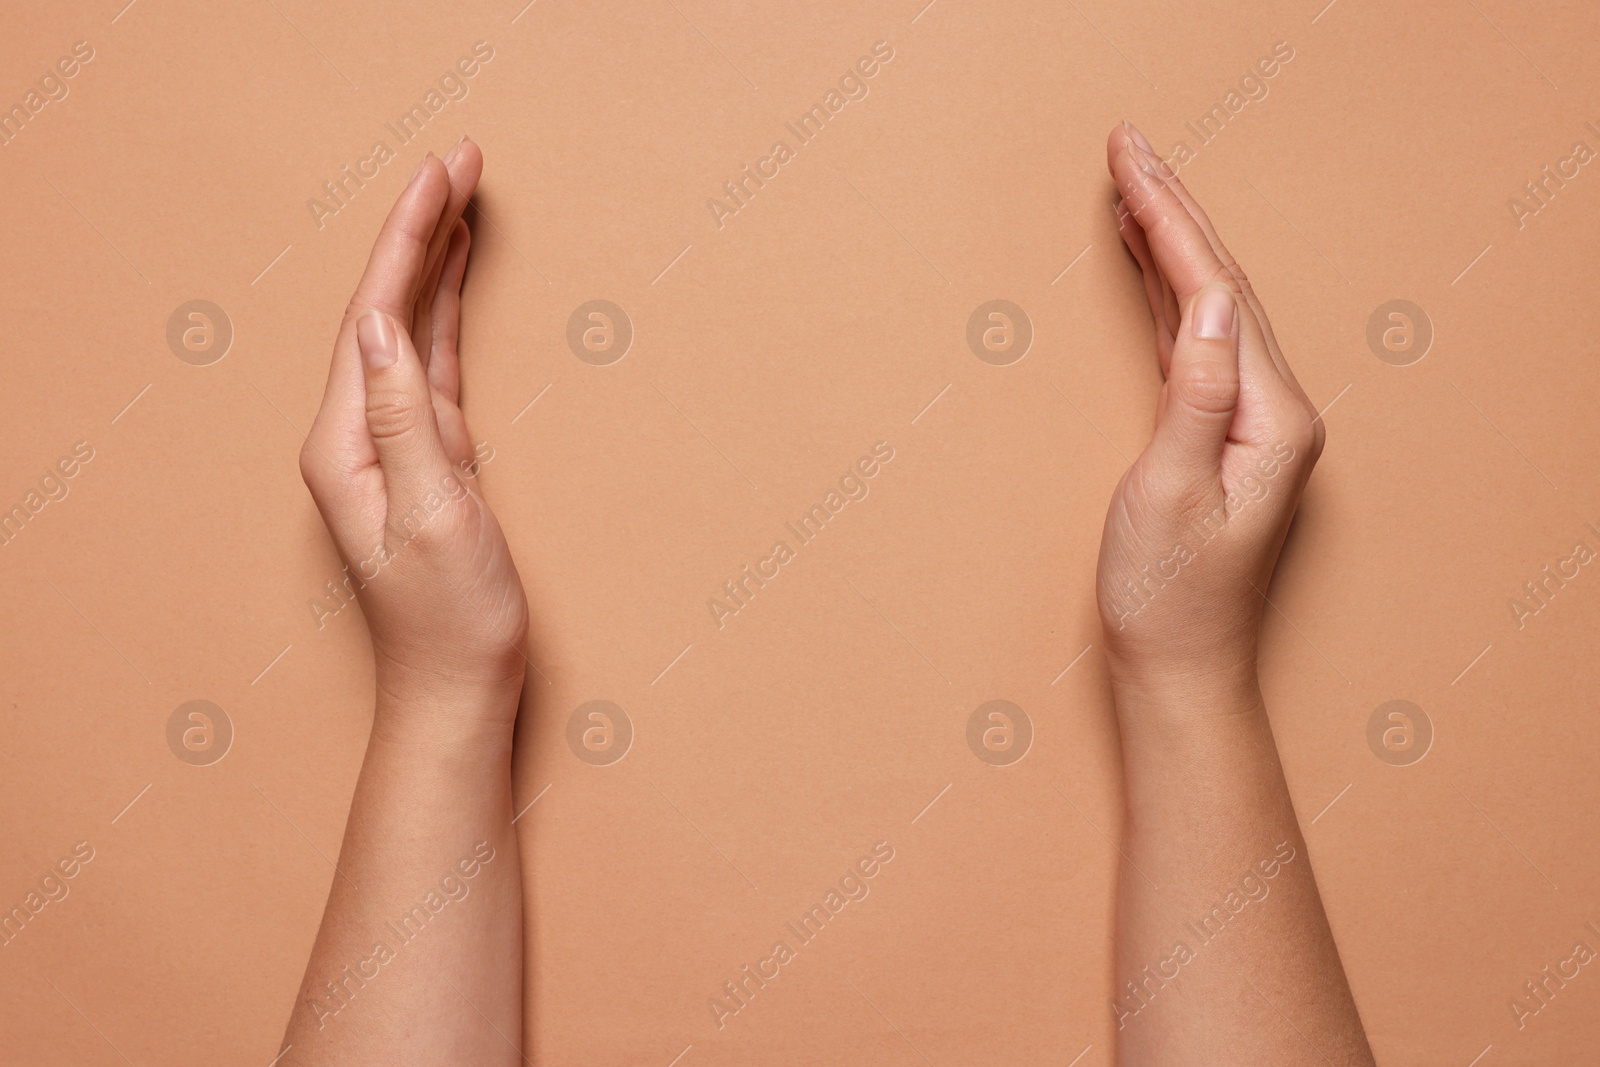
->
[347,155,456,323]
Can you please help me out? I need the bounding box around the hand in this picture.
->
[299,138,530,714]
[1095,122,1324,691]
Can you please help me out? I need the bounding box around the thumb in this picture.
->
[1149,283,1240,483]
[357,311,457,522]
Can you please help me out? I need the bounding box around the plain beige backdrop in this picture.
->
[3,0,1599,1064]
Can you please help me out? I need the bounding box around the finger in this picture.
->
[348,157,458,326]
[1107,128,1231,302]
[1119,122,1309,400]
[1115,198,1175,371]
[411,138,484,364]
[430,221,475,467]
[1147,283,1241,485]
[356,310,458,516]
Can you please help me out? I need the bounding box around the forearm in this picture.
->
[282,681,524,1065]
[1110,670,1372,1066]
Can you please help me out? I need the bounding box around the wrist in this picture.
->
[1106,656,1264,727]
[372,657,524,745]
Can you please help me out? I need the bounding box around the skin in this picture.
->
[281,137,530,1066]
[1099,122,1374,1064]
[276,126,1372,1065]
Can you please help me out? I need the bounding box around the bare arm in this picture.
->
[1098,122,1373,1065]
[281,138,531,1066]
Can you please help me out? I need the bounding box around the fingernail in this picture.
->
[1133,145,1159,179]
[409,152,433,185]
[1124,120,1155,154]
[357,312,399,368]
[444,135,465,165]
[1194,288,1236,339]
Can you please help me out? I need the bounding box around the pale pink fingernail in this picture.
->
[1124,120,1155,154]
[357,312,399,369]
[444,135,465,165]
[1194,288,1236,339]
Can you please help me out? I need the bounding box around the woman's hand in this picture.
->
[1096,121,1325,693]
[298,138,529,717]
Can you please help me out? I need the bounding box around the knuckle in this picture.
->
[1173,360,1239,413]
[365,388,423,441]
